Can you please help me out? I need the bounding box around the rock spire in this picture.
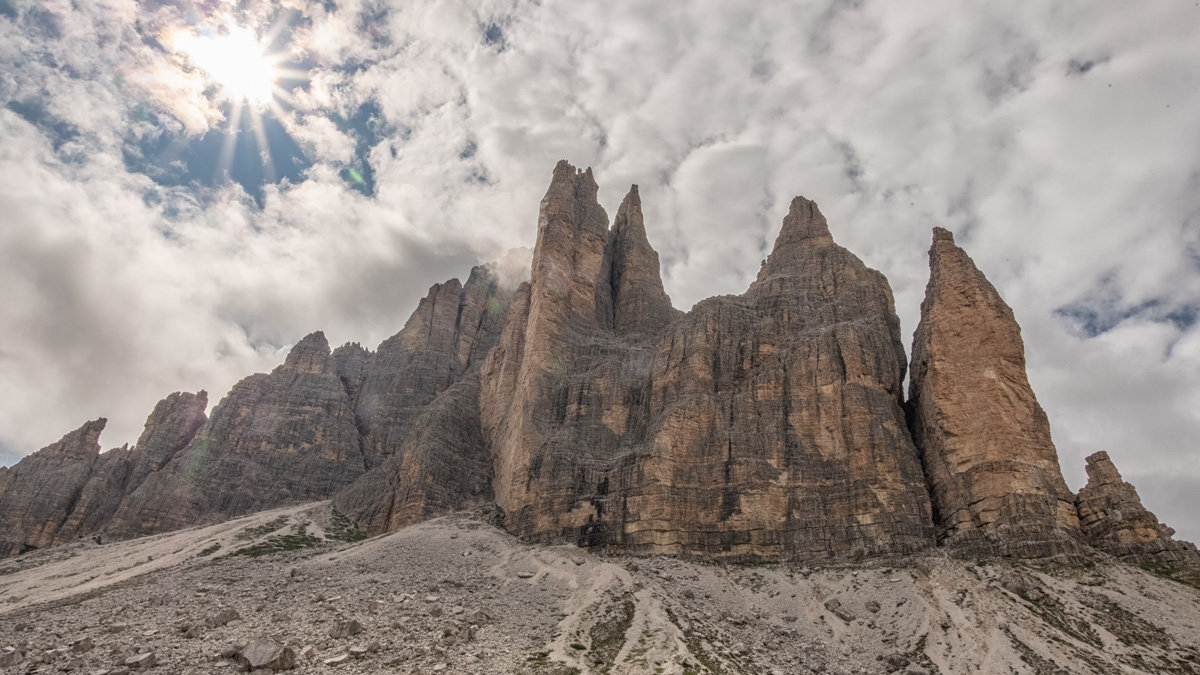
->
[908,228,1082,559]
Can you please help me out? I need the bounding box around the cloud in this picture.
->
[2,0,1199,543]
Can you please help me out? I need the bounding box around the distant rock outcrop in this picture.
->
[908,228,1083,559]
[1076,451,1199,563]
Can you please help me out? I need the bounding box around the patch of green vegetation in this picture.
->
[1079,592,1169,649]
[1002,626,1067,675]
[664,607,741,675]
[588,594,635,673]
[1025,592,1103,649]
[525,651,581,675]
[235,516,289,540]
[325,510,369,543]
[228,523,322,558]
[196,543,221,557]
[1139,560,1200,591]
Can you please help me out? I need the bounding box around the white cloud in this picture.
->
[2,0,1199,543]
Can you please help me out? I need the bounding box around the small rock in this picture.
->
[206,608,241,628]
[865,600,881,614]
[516,572,535,579]
[184,625,204,639]
[823,598,856,623]
[239,639,296,671]
[125,652,156,669]
[348,645,369,657]
[72,637,94,653]
[323,654,349,666]
[330,619,364,639]
[0,649,22,666]
[107,623,130,634]
[299,645,316,660]
[883,652,910,671]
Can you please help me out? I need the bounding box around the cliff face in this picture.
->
[2,162,1195,568]
[0,419,106,556]
[333,265,511,532]
[908,228,1083,559]
[481,164,933,561]
[106,332,367,537]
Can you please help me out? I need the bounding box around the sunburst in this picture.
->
[168,21,309,188]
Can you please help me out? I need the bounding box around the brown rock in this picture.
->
[482,164,933,560]
[1075,451,1199,563]
[908,228,1083,559]
[333,266,510,531]
[608,185,683,334]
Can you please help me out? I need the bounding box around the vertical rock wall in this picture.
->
[908,228,1083,559]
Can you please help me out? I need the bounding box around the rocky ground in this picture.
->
[0,502,1198,674]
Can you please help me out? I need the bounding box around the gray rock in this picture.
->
[125,652,156,669]
[238,639,295,671]
[330,619,364,639]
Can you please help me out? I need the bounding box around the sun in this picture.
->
[171,25,282,108]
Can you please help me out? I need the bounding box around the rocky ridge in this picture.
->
[0,162,1196,576]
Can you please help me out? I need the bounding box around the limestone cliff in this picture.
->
[333,265,511,531]
[908,228,1083,559]
[4,162,1196,568]
[0,419,106,556]
[482,164,933,561]
[1076,451,1199,564]
[105,332,366,537]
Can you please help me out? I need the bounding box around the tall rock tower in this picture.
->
[908,228,1082,558]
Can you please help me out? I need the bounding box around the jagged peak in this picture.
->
[1083,451,1123,485]
[33,418,106,460]
[284,331,333,371]
[608,182,677,334]
[753,196,836,283]
[932,226,956,244]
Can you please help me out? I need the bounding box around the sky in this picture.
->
[1,0,1199,543]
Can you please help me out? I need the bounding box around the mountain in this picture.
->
[0,162,1196,583]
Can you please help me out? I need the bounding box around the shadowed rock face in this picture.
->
[1076,451,1199,563]
[908,228,1083,559]
[352,266,510,470]
[333,266,511,532]
[0,419,106,556]
[105,332,367,538]
[482,164,933,561]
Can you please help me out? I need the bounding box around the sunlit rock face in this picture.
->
[1076,451,1200,563]
[480,162,934,561]
[908,228,1084,560]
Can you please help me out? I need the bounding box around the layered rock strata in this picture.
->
[105,332,368,537]
[0,419,107,556]
[4,161,1196,568]
[907,228,1083,559]
[481,162,934,561]
[1076,451,1199,563]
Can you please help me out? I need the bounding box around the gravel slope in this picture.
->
[1,503,1198,674]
